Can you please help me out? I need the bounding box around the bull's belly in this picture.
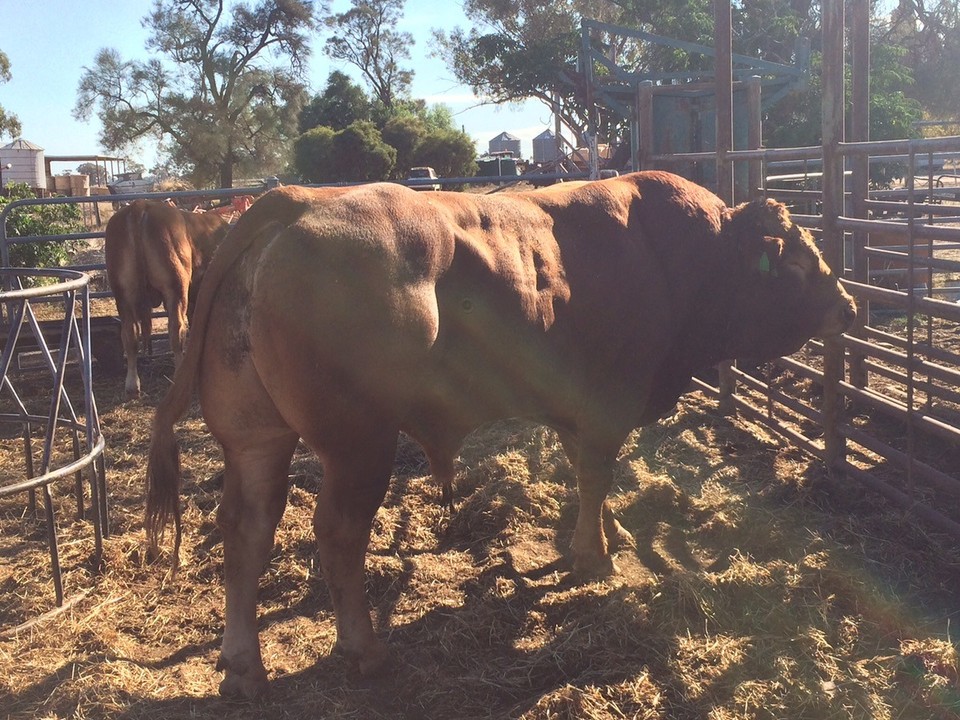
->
[395,350,584,458]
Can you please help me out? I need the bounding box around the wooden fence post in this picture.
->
[821,0,847,474]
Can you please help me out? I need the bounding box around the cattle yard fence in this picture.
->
[653,135,960,540]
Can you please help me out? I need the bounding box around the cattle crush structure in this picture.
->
[624,0,960,539]
[0,0,958,615]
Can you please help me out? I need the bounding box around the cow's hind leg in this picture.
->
[216,433,299,700]
[164,288,189,367]
[139,305,153,359]
[309,425,397,676]
[119,317,140,398]
[115,293,144,398]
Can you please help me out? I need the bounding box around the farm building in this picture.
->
[0,138,45,191]
[532,129,560,165]
[488,131,521,158]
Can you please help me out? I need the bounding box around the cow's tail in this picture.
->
[144,190,294,570]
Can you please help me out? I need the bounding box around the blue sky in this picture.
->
[0,1,551,174]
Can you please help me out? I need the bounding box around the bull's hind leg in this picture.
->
[139,306,152,359]
[309,425,397,676]
[216,433,299,700]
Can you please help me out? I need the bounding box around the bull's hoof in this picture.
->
[572,551,619,580]
[440,483,456,512]
[216,656,268,701]
[336,637,390,678]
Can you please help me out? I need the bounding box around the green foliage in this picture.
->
[300,71,371,133]
[381,115,427,178]
[412,128,478,180]
[293,127,337,183]
[0,49,21,139]
[296,73,477,183]
[332,121,397,181]
[295,111,477,184]
[293,121,397,183]
[380,115,477,179]
[1,183,84,269]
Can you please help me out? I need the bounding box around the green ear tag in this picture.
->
[759,251,771,274]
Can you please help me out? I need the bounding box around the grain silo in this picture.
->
[0,138,45,190]
[488,131,521,158]
[532,129,559,165]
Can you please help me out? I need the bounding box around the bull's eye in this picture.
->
[461,298,474,312]
[783,260,807,278]
[778,263,806,296]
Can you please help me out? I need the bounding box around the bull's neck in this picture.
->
[679,242,743,368]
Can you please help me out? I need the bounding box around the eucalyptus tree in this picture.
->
[74,0,315,188]
[322,0,414,110]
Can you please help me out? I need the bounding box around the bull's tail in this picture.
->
[143,360,191,569]
[143,187,309,569]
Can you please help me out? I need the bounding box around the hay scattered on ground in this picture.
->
[1,357,959,719]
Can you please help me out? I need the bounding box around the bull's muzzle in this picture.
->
[818,285,858,338]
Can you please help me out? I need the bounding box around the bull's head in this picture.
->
[721,199,857,361]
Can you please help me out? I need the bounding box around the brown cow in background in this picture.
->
[104,199,229,397]
[145,173,856,699]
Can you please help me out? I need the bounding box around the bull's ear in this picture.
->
[723,198,794,245]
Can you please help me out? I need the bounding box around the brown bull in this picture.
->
[104,199,229,397]
[145,172,856,699]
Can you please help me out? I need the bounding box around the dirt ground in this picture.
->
[1,353,959,720]
[1,181,959,717]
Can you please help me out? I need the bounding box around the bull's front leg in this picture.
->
[570,449,620,578]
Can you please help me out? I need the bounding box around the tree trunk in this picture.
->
[219,159,234,189]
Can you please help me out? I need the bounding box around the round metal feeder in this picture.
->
[0,268,109,611]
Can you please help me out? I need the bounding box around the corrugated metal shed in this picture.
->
[488,131,521,158]
[0,138,46,189]
[532,129,559,165]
